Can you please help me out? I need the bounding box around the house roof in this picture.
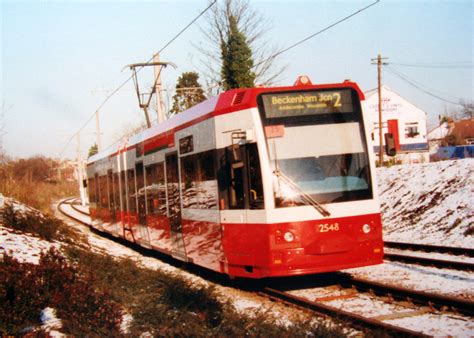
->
[452,119,474,138]
[427,122,449,140]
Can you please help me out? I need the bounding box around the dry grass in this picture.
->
[0,180,77,214]
[0,157,77,214]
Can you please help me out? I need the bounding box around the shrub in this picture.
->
[0,255,44,335]
[0,203,83,244]
[0,249,123,336]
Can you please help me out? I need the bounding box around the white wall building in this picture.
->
[362,85,429,164]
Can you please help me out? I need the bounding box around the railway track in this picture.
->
[260,287,427,337]
[385,241,474,257]
[58,199,474,336]
[57,198,90,226]
[262,272,474,337]
[384,252,474,271]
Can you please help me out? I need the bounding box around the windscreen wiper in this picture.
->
[274,170,331,217]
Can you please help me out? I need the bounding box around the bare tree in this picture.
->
[0,102,13,164]
[459,100,473,119]
[195,0,286,95]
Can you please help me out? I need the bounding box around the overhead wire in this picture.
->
[253,0,381,69]
[59,0,217,158]
[389,62,473,69]
[386,65,462,106]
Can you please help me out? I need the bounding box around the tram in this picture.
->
[86,76,384,278]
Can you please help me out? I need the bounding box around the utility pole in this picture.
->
[91,88,110,152]
[153,53,166,124]
[371,54,388,165]
[95,110,102,152]
[76,133,86,206]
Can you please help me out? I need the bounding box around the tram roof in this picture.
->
[88,81,364,164]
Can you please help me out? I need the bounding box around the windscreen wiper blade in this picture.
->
[274,170,331,217]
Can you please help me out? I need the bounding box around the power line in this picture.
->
[59,0,217,158]
[253,0,380,69]
[386,66,462,106]
[390,62,473,69]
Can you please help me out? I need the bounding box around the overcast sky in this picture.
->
[1,0,472,159]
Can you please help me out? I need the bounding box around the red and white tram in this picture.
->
[86,77,384,278]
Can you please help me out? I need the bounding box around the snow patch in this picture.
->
[40,307,62,335]
[378,158,473,248]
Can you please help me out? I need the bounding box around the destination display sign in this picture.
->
[261,89,354,119]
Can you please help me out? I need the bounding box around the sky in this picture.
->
[1,0,473,159]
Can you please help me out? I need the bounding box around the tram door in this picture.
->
[107,170,116,222]
[135,162,150,245]
[165,152,187,261]
[136,162,146,226]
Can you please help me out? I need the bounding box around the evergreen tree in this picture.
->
[170,72,206,114]
[220,15,256,90]
[88,143,98,158]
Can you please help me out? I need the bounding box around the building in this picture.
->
[49,159,77,181]
[428,118,474,160]
[362,85,429,164]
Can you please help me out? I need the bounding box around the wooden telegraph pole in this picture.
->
[371,54,388,165]
[76,133,86,206]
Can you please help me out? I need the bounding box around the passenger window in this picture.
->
[180,150,218,209]
[145,163,167,215]
[127,169,136,213]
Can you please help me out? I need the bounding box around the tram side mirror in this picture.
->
[230,144,244,168]
[384,133,397,157]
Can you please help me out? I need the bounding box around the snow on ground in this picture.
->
[288,286,473,336]
[346,261,474,299]
[1,159,473,335]
[378,158,473,248]
[0,227,59,264]
[0,198,60,264]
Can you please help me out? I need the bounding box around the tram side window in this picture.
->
[197,150,217,209]
[181,155,197,208]
[181,150,218,210]
[107,170,115,212]
[99,175,109,209]
[88,177,96,203]
[120,171,126,212]
[127,169,137,213]
[145,163,167,216]
[113,172,120,211]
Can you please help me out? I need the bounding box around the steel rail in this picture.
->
[384,241,474,257]
[260,287,428,337]
[344,276,474,316]
[69,202,90,217]
[385,253,474,271]
[57,198,91,227]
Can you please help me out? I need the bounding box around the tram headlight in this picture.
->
[283,231,295,242]
[362,224,371,234]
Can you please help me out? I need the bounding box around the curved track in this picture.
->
[384,252,474,271]
[262,272,474,337]
[57,198,90,226]
[261,287,427,337]
[58,199,474,336]
[384,241,474,257]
